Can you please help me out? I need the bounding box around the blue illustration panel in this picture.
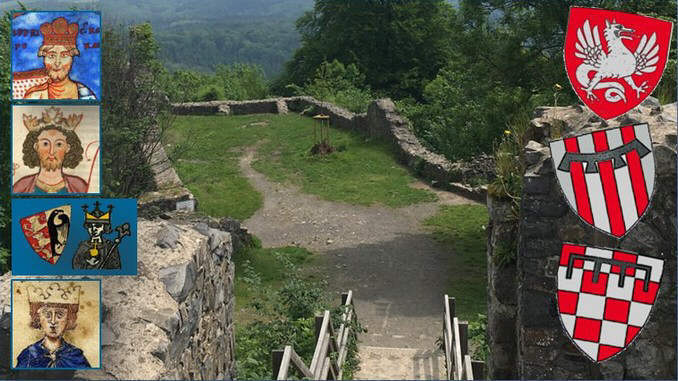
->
[11,11,101,101]
[12,198,137,275]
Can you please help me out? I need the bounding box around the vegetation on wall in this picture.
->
[0,12,10,273]
[101,23,174,198]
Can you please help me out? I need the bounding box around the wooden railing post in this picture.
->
[447,296,456,319]
[459,321,469,357]
[471,360,485,380]
[272,349,284,380]
[315,314,325,342]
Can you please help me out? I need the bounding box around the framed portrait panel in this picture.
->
[11,11,101,102]
[11,104,101,196]
[11,279,101,370]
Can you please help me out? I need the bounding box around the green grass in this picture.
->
[423,204,488,321]
[232,239,317,322]
[165,114,436,220]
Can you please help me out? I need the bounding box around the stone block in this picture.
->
[159,261,197,302]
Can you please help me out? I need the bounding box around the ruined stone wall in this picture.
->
[0,219,236,380]
[486,99,676,379]
[485,196,518,379]
[171,96,487,201]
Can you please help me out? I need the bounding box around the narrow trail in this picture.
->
[240,146,479,379]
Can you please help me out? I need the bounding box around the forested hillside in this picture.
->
[1,0,313,75]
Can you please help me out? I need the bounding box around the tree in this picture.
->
[0,12,10,273]
[402,0,676,162]
[276,0,455,100]
[101,23,174,197]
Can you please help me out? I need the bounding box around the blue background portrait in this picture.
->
[12,198,137,276]
[11,11,101,100]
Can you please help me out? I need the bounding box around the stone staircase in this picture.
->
[355,346,446,380]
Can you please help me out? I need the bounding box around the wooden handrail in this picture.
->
[273,291,357,380]
[443,294,485,380]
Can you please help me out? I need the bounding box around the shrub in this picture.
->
[197,84,224,101]
[289,59,373,113]
[235,248,363,379]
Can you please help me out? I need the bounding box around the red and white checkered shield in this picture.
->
[557,244,663,362]
[549,123,654,238]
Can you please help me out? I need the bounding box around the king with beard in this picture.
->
[23,17,96,100]
[13,107,88,194]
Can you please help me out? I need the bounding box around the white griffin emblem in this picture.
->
[574,19,660,103]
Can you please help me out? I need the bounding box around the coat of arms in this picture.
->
[557,244,663,362]
[549,123,654,238]
[564,7,673,120]
[20,205,71,264]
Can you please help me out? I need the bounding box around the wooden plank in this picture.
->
[336,307,354,366]
[459,321,469,357]
[471,360,485,380]
[446,295,456,320]
[289,347,314,379]
[463,355,473,380]
[314,332,331,379]
[310,310,331,375]
[321,356,331,380]
[453,317,463,380]
[315,314,325,342]
[276,346,292,380]
[443,330,452,380]
[272,348,285,380]
[444,297,454,376]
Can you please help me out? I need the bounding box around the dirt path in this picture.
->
[240,146,478,350]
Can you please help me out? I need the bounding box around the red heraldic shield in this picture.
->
[558,244,663,362]
[564,7,673,120]
[549,124,654,238]
[20,205,71,264]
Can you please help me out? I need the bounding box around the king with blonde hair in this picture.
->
[22,17,96,100]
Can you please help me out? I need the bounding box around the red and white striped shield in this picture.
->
[558,244,663,362]
[549,124,654,238]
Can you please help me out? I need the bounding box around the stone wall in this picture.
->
[0,219,236,380]
[138,142,196,216]
[486,98,676,379]
[171,96,488,201]
[485,196,518,379]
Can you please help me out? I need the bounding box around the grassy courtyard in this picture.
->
[423,204,488,321]
[165,113,436,220]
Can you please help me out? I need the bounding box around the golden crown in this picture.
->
[40,17,79,46]
[26,282,80,305]
[23,106,83,132]
[83,201,112,224]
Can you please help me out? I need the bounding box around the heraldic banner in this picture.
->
[12,198,137,275]
[557,243,663,362]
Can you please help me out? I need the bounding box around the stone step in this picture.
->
[355,345,446,380]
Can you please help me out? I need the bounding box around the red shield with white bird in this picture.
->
[558,244,663,362]
[549,123,654,238]
[20,205,71,264]
[564,7,673,120]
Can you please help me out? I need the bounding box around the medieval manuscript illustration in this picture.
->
[12,11,101,101]
[11,279,101,369]
[12,198,137,276]
[12,105,100,195]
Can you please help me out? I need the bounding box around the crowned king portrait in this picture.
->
[15,283,91,368]
[13,106,91,194]
[15,16,96,100]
